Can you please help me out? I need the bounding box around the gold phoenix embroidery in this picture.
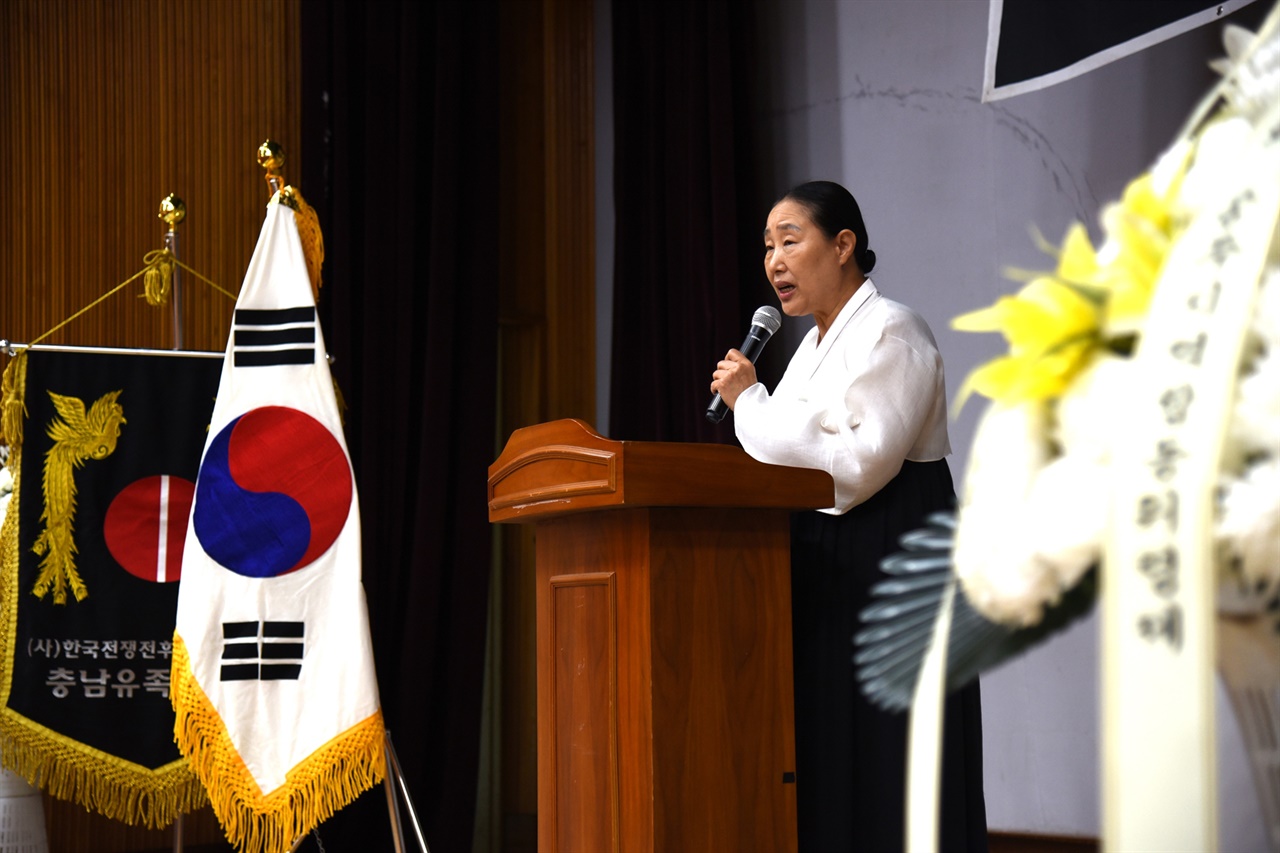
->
[31,390,126,604]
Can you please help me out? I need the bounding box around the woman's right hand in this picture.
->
[710,349,758,411]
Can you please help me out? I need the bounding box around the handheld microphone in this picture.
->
[706,306,783,423]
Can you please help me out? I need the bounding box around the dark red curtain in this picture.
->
[609,0,763,444]
[300,1,498,849]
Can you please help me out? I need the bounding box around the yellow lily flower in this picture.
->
[1094,164,1187,331]
[953,276,1098,350]
[1056,222,1101,284]
[953,340,1097,411]
[952,276,1101,411]
[952,151,1188,413]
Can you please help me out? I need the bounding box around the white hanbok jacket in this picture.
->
[734,280,951,514]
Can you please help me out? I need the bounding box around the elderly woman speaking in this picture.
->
[711,180,988,852]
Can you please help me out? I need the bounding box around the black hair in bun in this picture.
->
[779,181,876,274]
[858,248,876,274]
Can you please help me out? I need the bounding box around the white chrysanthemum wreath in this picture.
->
[951,19,1280,629]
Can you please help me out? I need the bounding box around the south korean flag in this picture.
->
[172,192,384,853]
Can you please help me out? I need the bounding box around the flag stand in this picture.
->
[381,730,430,853]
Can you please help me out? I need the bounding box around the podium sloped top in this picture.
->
[488,418,835,523]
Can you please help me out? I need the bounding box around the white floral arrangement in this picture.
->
[950,18,1280,629]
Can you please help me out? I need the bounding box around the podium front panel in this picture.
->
[536,507,798,852]
[538,510,652,852]
[648,508,798,851]
[550,572,620,852]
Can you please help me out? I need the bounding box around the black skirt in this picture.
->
[790,459,988,853]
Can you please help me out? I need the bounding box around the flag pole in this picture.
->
[160,194,186,853]
[161,191,186,853]
[159,194,186,350]
[172,806,184,853]
[0,343,220,358]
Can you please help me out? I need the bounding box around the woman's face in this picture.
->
[762,199,850,321]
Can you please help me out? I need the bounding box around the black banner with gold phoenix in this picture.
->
[0,346,221,828]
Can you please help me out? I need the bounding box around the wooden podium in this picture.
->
[488,419,834,852]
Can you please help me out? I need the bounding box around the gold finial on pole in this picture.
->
[158,194,186,232]
[156,194,186,348]
[256,138,324,296]
[257,139,285,195]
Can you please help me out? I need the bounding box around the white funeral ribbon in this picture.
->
[905,578,956,853]
[1103,99,1280,851]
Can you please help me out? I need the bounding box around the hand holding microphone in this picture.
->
[706,306,782,423]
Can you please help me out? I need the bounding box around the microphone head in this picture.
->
[752,306,782,336]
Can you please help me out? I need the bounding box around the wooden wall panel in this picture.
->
[494,0,595,849]
[495,0,550,846]
[0,0,302,355]
[541,0,596,423]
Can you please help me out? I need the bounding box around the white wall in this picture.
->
[744,1,1268,848]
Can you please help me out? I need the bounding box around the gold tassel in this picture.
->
[141,249,174,306]
[332,377,348,427]
[278,186,324,301]
[1,349,27,457]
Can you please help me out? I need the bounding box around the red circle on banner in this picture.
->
[104,475,195,582]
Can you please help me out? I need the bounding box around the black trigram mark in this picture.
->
[220,620,304,681]
[232,307,316,367]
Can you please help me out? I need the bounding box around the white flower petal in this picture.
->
[1228,345,1280,458]
[1151,138,1193,199]
[1054,353,1131,462]
[1250,266,1280,349]
[1025,456,1106,591]
[1179,118,1253,215]
[1217,457,1280,591]
[1213,21,1280,121]
[954,400,1058,627]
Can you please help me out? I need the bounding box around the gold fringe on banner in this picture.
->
[0,444,207,828]
[171,637,386,853]
[1,350,27,455]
